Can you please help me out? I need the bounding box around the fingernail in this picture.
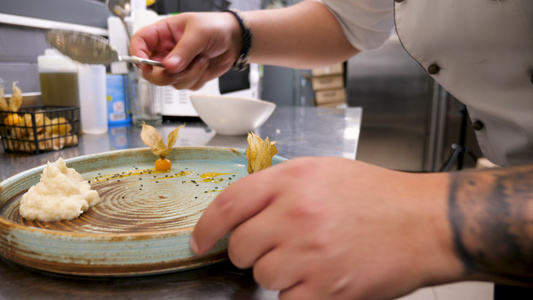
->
[190,236,200,254]
[164,55,183,70]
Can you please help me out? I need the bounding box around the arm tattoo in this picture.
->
[449,164,533,283]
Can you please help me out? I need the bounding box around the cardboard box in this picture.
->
[311,75,344,91]
[316,101,347,108]
[312,63,344,77]
[314,88,347,105]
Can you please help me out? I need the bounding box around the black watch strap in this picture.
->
[224,9,253,71]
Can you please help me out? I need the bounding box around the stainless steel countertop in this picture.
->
[1,106,362,180]
[0,106,361,299]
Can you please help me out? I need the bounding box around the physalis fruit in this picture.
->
[140,122,184,171]
[1,81,23,124]
[246,132,278,174]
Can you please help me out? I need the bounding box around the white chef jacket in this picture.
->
[319,0,533,167]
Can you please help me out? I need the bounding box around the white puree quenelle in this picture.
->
[20,157,100,222]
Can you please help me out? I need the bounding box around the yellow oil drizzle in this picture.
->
[91,169,236,187]
[199,172,234,183]
[151,170,193,182]
[200,172,232,178]
[91,168,192,183]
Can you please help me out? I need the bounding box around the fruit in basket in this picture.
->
[4,139,19,151]
[21,113,52,135]
[3,113,22,126]
[0,81,23,112]
[64,135,78,147]
[8,82,23,112]
[1,82,24,126]
[28,131,53,151]
[42,116,52,134]
[50,117,72,135]
[1,81,79,153]
[0,97,6,111]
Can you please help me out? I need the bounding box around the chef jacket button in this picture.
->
[472,120,484,131]
[427,64,440,75]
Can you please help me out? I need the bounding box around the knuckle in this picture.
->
[282,158,320,179]
[227,234,246,268]
[213,192,235,215]
[171,81,191,90]
[287,201,323,222]
[188,81,205,91]
[252,259,277,290]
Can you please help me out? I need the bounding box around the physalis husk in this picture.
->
[1,81,23,112]
[246,132,278,174]
[8,82,23,112]
[140,122,184,171]
[2,82,24,127]
[0,84,6,112]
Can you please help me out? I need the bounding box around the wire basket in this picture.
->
[0,105,80,154]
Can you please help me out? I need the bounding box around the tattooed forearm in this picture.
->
[449,164,533,283]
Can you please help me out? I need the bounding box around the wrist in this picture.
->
[223,9,252,71]
[414,173,468,286]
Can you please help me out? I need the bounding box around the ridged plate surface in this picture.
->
[0,147,286,276]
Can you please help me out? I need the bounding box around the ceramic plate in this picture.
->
[0,147,286,276]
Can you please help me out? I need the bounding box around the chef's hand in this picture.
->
[191,157,464,299]
[129,12,241,90]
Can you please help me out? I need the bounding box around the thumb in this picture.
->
[162,28,206,73]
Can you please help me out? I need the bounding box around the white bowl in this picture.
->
[190,95,276,136]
